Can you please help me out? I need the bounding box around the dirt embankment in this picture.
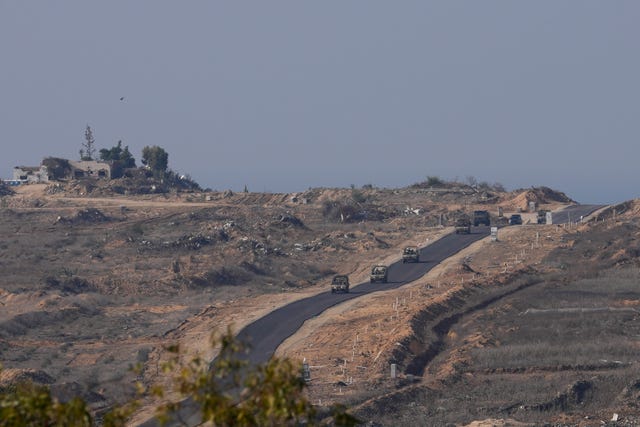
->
[310,217,640,426]
[0,182,588,424]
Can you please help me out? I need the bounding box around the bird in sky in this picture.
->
[119,97,125,101]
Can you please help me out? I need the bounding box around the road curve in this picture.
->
[551,204,604,224]
[142,204,606,426]
[141,227,489,426]
[238,205,609,366]
[237,227,490,365]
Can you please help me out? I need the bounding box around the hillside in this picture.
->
[5,182,637,426]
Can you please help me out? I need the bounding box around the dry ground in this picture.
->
[6,182,633,426]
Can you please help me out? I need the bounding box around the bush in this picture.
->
[0,381,92,427]
[425,176,444,186]
[0,331,360,426]
[42,157,72,181]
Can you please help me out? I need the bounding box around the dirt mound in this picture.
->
[531,186,574,203]
[55,208,111,225]
[504,187,574,211]
[49,381,106,405]
[0,183,15,196]
[595,200,637,221]
[463,419,534,427]
[0,368,54,387]
[525,380,593,412]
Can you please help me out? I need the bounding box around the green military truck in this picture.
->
[537,210,550,224]
[455,216,471,234]
[402,246,420,263]
[473,210,491,226]
[331,275,350,293]
[369,265,389,283]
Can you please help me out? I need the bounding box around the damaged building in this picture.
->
[12,159,111,184]
[68,160,111,179]
[12,165,50,183]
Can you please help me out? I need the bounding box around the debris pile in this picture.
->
[0,369,54,388]
[0,182,15,196]
[55,208,110,225]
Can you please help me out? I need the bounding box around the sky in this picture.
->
[1,2,638,204]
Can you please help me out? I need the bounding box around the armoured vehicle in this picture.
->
[331,275,350,293]
[473,210,491,226]
[454,216,471,234]
[369,265,389,283]
[537,210,549,224]
[509,214,523,225]
[402,246,420,263]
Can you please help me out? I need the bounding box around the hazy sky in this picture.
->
[1,2,638,204]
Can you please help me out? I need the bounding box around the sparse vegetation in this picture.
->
[425,175,444,186]
[42,157,72,181]
[79,125,96,161]
[0,330,359,426]
[99,141,136,178]
[2,179,631,426]
[141,145,169,178]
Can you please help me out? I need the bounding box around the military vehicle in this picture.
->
[402,246,420,263]
[537,210,549,224]
[473,210,491,226]
[369,265,389,283]
[331,275,350,293]
[454,216,471,234]
[509,214,523,225]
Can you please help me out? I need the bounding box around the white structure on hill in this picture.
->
[12,159,111,184]
[12,165,49,183]
[68,160,111,179]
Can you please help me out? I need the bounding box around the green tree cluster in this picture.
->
[0,381,91,427]
[141,146,169,178]
[98,141,136,178]
[0,330,359,426]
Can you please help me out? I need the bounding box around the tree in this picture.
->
[79,126,96,161]
[0,330,360,426]
[155,328,360,426]
[0,381,92,426]
[141,146,169,178]
[42,157,72,180]
[426,176,444,187]
[99,141,136,178]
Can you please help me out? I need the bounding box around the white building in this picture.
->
[12,165,49,183]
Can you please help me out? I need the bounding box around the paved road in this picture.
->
[235,204,604,366]
[143,227,490,426]
[237,227,490,365]
[144,203,606,425]
[551,204,604,224]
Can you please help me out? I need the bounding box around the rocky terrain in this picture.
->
[4,179,640,426]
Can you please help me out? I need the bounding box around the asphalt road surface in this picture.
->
[236,204,607,367]
[143,203,605,426]
[551,204,604,225]
[236,227,489,366]
[144,227,489,426]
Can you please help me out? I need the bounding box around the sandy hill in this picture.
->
[7,182,640,426]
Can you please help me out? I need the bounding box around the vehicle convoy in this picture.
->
[402,246,420,263]
[473,210,491,226]
[369,265,388,283]
[454,216,471,234]
[331,275,350,293]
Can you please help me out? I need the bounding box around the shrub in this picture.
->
[0,331,360,426]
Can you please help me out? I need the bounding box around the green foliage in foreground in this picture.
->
[0,381,91,427]
[0,329,360,427]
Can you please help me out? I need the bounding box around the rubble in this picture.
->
[55,208,110,225]
[0,183,15,196]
